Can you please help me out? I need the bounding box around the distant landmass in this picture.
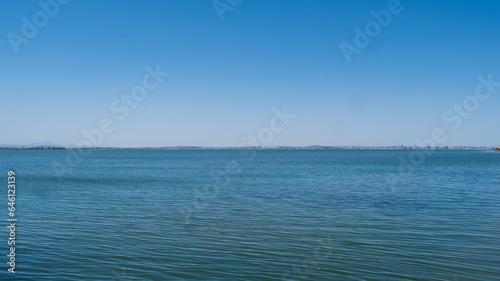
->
[0,141,67,149]
[0,142,497,151]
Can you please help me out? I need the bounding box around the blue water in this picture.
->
[0,150,499,280]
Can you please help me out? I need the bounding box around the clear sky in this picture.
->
[1,0,500,147]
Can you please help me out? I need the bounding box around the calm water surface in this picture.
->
[0,150,499,280]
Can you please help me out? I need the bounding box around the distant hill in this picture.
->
[0,141,65,149]
[496,146,500,152]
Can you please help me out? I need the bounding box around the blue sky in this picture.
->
[1,0,500,147]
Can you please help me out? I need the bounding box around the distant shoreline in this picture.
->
[0,145,497,151]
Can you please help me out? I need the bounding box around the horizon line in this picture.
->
[1,144,498,151]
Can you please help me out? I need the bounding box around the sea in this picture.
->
[0,150,499,280]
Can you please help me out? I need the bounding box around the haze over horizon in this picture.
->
[0,140,497,149]
[2,0,500,147]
